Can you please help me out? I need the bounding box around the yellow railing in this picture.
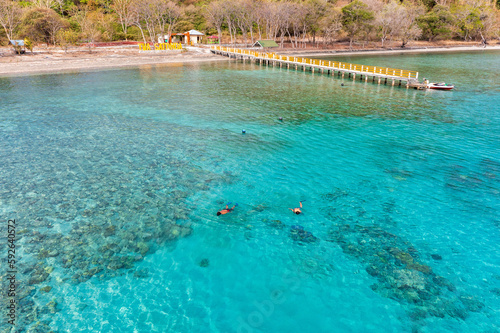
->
[211,46,418,79]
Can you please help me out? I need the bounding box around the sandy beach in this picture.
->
[1,44,499,77]
[0,46,229,77]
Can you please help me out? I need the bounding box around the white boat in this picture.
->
[426,82,454,90]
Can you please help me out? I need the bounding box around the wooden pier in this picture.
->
[211,46,420,88]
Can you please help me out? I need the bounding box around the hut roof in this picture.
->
[186,30,204,36]
[253,40,278,48]
[10,40,24,46]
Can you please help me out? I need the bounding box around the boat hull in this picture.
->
[426,83,454,90]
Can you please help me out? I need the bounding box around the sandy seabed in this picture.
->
[1,44,499,77]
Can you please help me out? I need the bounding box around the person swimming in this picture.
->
[217,202,238,216]
[289,201,303,215]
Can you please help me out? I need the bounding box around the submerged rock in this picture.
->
[0,119,229,332]
[38,249,49,259]
[394,269,426,290]
[18,286,36,300]
[263,219,285,229]
[46,299,60,314]
[26,321,53,333]
[327,224,476,321]
[199,258,210,267]
[409,307,428,321]
[29,272,49,285]
[290,225,318,243]
[103,225,116,237]
[459,295,485,312]
[133,268,149,278]
[136,242,150,256]
[40,286,52,293]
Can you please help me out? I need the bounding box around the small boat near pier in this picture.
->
[427,82,455,90]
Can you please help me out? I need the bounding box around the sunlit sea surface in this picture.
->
[1,50,499,333]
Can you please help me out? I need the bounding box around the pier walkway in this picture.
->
[211,46,420,88]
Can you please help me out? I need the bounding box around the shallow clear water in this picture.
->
[1,51,499,333]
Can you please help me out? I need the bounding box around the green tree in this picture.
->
[19,7,69,45]
[452,0,499,43]
[24,36,33,51]
[341,0,374,49]
[56,28,79,52]
[453,4,483,41]
[417,5,454,41]
[305,0,327,46]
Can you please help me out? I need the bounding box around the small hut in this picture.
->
[186,30,204,44]
[10,40,26,54]
[161,30,205,45]
[252,40,279,49]
[207,35,219,44]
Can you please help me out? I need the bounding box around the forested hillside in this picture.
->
[1,0,499,48]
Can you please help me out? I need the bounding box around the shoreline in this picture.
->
[0,48,229,77]
[1,44,499,77]
[281,45,500,57]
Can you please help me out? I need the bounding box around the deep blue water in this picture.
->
[1,50,499,333]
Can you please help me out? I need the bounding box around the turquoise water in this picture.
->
[1,51,499,333]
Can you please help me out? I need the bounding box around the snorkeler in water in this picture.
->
[289,201,303,215]
[217,202,238,216]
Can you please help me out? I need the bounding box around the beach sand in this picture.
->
[0,46,229,77]
[1,44,499,77]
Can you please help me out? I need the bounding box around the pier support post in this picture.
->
[378,78,381,84]
[353,73,356,80]
[384,78,387,85]
[365,76,368,82]
[312,68,314,73]
[392,79,395,86]
[342,72,344,78]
